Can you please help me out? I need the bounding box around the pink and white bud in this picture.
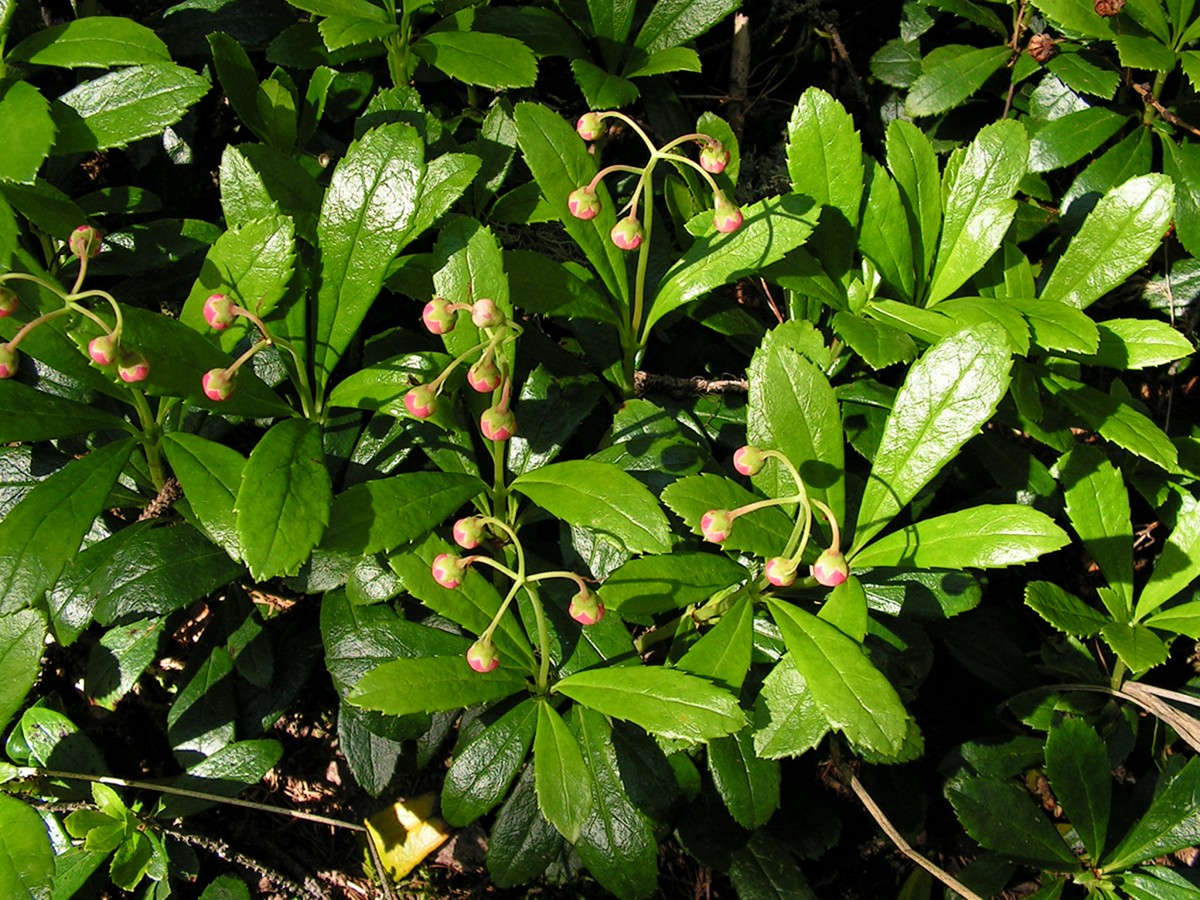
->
[700,509,734,544]
[117,348,149,383]
[611,216,643,251]
[467,358,502,393]
[811,549,850,587]
[733,445,766,477]
[576,112,606,141]
[713,191,743,234]
[404,384,437,419]
[422,297,457,335]
[88,334,117,366]
[466,639,499,673]
[569,588,605,625]
[68,224,102,259]
[0,287,17,317]
[480,406,516,442]
[201,368,235,401]
[0,344,16,379]
[568,186,601,220]
[432,552,467,590]
[470,298,505,329]
[700,141,730,174]
[453,516,486,550]
[764,557,798,587]
[203,294,236,330]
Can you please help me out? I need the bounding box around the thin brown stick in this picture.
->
[137,476,182,521]
[728,14,751,142]
[634,371,748,397]
[1133,82,1200,138]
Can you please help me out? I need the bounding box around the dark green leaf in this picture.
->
[752,654,829,759]
[1059,445,1133,610]
[905,45,1009,118]
[947,776,1078,867]
[1103,758,1200,870]
[487,766,562,888]
[413,32,537,89]
[728,830,816,900]
[661,474,793,559]
[1024,581,1110,636]
[1042,374,1177,471]
[0,610,45,734]
[349,656,528,716]
[162,433,245,561]
[0,379,128,441]
[634,0,740,52]
[0,82,54,185]
[1045,717,1110,861]
[599,552,747,619]
[86,617,164,711]
[443,699,537,826]
[1047,51,1119,99]
[677,595,754,693]
[708,728,781,829]
[534,702,593,842]
[504,250,620,325]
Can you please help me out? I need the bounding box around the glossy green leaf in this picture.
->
[534,702,593,843]
[0,439,133,614]
[1080,319,1195,370]
[235,419,331,581]
[318,16,398,50]
[349,655,528,716]
[661,473,792,559]
[832,312,918,370]
[1005,297,1099,354]
[9,16,171,68]
[1042,374,1178,471]
[486,766,561,888]
[509,361,604,478]
[570,58,639,110]
[1035,0,1116,38]
[1118,867,1200,899]
[44,525,143,647]
[634,0,740,52]
[859,161,915,301]
[289,0,388,21]
[1101,622,1169,673]
[886,119,941,291]
[442,699,537,826]
[0,82,54,184]
[208,32,266,138]
[413,32,537,89]
[1137,499,1200,619]
[1103,758,1200,870]
[753,654,829,759]
[1141,601,1200,637]
[728,831,817,900]
[219,143,323,242]
[505,250,619,325]
[1116,34,1175,71]
[947,777,1078,867]
[86,618,164,711]
[928,120,1027,306]
[1024,581,1110,636]
[313,123,424,388]
[1028,108,1126,173]
[1059,445,1133,609]
[1061,128,1152,221]
[786,87,863,226]
[1043,174,1175,309]
[851,505,1069,570]
[51,63,210,154]
[430,217,511,363]
[1047,51,1118,99]
[677,595,754,693]
[512,460,671,555]
[1045,717,1110,861]
[871,38,922,88]
[0,378,128,441]
[0,610,45,734]
[853,324,1013,551]
[598,551,745,620]
[749,330,844,523]
[906,44,1009,118]
[162,433,245,560]
[708,728,781,829]
[623,45,701,78]
[554,666,744,742]
[0,793,54,899]
[819,574,868,640]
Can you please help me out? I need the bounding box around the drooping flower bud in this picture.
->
[470,298,505,329]
[404,384,437,419]
[764,557,798,587]
[203,293,236,330]
[733,445,766,477]
[88,334,117,366]
[700,509,734,544]
[116,348,149,383]
[467,358,502,393]
[0,287,17,317]
[1026,33,1058,63]
[569,587,605,625]
[811,548,850,587]
[432,552,467,590]
[201,367,236,401]
[611,216,643,251]
[713,191,743,234]
[0,343,17,379]
[453,516,486,550]
[466,639,499,673]
[576,112,606,141]
[568,186,601,220]
[69,224,102,259]
[700,141,730,174]
[422,297,457,335]
[480,406,516,442]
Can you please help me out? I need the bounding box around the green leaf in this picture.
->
[647,194,818,334]
[1116,34,1176,71]
[1059,445,1133,610]
[0,610,45,735]
[752,655,829,759]
[1101,622,1169,673]
[554,666,744,742]
[1024,581,1110,636]
[1042,174,1175,309]
[505,251,619,324]
[219,143,322,242]
[1061,128,1152,221]
[235,419,332,581]
[86,618,164,711]
[570,58,639,109]
[0,793,54,899]
[534,703,593,843]
[1045,717,1110,861]
[199,875,252,900]
[661,473,792,559]
[819,574,868,641]
[208,32,266,138]
[51,63,210,154]
[8,17,171,68]
[1079,319,1194,370]
[508,361,604,478]
[728,831,817,900]
[486,766,562,888]
[442,699,537,826]
[288,0,388,21]
[767,599,911,756]
[786,87,863,226]
[313,123,424,388]
[886,119,941,291]
[852,324,1013,551]
[1028,108,1126,173]
[0,378,128,441]
[1042,374,1178,471]
[512,460,671,555]
[928,119,1027,305]
[851,505,1070,570]
[623,45,701,78]
[708,728,781,829]
[413,32,537,89]
[905,44,1009,118]
[859,161,916,301]
[318,16,399,50]
[1005,297,1099,354]
[634,0,740,53]
[598,552,746,619]
[349,656,528,716]
[1103,758,1200,870]
[870,38,922,88]
[162,434,244,560]
[0,82,54,184]
[1047,51,1119,99]
[947,777,1078,867]
[677,595,754,693]
[0,439,133,614]
[1142,601,1200,637]
[832,312,919,370]
[1137,499,1200,619]
[748,330,844,523]
[1035,0,1116,38]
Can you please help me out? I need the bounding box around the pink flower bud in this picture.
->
[467,358,502,393]
[0,287,17,317]
[203,293,236,330]
[569,588,605,625]
[0,343,17,379]
[470,298,505,329]
[467,639,499,673]
[453,516,486,550]
[764,557,798,587]
[422,297,457,335]
[202,367,235,401]
[568,186,601,220]
[733,445,766,477]
[700,509,734,544]
[713,191,743,234]
[404,384,437,419]
[811,549,849,587]
[480,406,516,441]
[611,216,643,251]
[576,112,606,141]
[432,552,467,590]
[117,348,149,383]
[700,142,730,174]
[68,224,102,259]
[88,334,117,366]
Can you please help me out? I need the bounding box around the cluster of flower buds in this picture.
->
[1,226,151,384]
[407,293,520,443]
[702,445,849,590]
[569,110,743,250]
[197,292,310,405]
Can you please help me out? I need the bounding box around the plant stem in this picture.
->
[129,388,165,490]
[525,582,552,693]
